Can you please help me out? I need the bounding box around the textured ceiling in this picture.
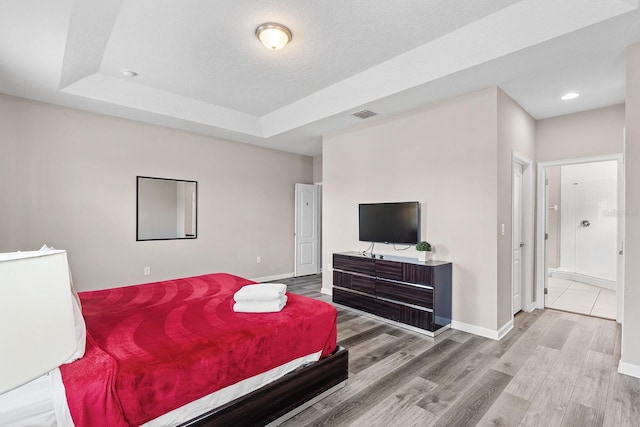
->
[1,0,639,155]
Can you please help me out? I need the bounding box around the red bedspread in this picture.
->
[59,273,337,426]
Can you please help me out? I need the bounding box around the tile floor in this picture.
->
[546,277,616,319]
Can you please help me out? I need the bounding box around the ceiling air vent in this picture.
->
[351,109,378,119]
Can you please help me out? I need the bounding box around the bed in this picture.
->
[0,271,347,427]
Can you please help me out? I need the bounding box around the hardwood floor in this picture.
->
[275,274,640,427]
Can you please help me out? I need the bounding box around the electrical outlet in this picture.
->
[256,256,262,263]
[144,266,151,276]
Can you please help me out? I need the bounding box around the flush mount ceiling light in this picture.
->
[255,23,292,50]
[561,92,580,100]
[121,69,138,78]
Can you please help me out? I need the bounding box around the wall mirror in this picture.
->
[137,176,197,241]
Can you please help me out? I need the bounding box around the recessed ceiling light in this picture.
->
[255,23,292,50]
[561,92,580,100]
[121,69,138,78]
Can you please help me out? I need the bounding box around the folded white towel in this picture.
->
[233,295,288,313]
[234,283,287,302]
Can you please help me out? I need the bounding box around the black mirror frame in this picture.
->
[136,176,198,241]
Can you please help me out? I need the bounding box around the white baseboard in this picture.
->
[251,272,294,283]
[320,286,333,296]
[551,270,616,290]
[497,320,514,340]
[451,319,513,341]
[618,360,640,379]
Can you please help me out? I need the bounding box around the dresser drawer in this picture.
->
[333,288,402,322]
[333,253,375,275]
[352,275,375,294]
[375,259,403,281]
[333,271,352,289]
[400,306,434,330]
[375,280,433,308]
[402,263,434,286]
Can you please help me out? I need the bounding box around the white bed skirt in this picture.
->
[0,351,321,427]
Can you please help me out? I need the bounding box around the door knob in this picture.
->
[580,220,591,227]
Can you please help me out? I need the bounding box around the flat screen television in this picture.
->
[359,201,419,244]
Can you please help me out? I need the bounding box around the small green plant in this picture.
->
[416,241,432,252]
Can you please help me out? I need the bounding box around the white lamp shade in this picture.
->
[256,23,292,50]
[0,250,77,394]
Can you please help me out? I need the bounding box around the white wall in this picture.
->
[313,155,323,183]
[536,104,625,162]
[323,88,503,333]
[0,94,313,290]
[621,43,640,378]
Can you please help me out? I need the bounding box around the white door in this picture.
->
[295,184,320,276]
[512,163,523,314]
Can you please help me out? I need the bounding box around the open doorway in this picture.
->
[536,155,623,321]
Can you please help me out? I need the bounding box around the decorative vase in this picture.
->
[418,251,430,262]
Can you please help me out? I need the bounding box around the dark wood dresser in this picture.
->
[332,252,452,336]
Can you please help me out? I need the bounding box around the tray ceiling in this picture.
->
[1,0,639,155]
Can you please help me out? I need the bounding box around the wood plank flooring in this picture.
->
[273,274,640,427]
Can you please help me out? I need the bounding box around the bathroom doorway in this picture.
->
[536,155,623,321]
